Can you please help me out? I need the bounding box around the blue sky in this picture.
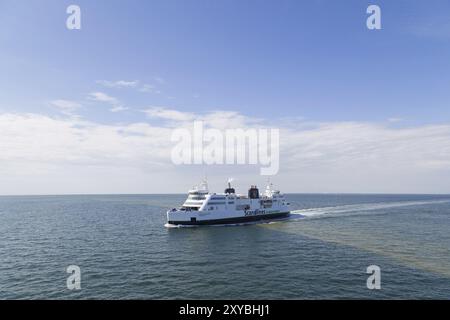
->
[1,0,450,194]
[2,0,450,123]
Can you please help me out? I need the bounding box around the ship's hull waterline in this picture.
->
[168,211,290,226]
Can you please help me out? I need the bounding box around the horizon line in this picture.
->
[1,192,450,197]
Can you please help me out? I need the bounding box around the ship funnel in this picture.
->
[248,185,260,199]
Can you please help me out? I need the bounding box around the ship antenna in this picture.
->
[204,175,208,188]
[203,170,209,188]
[227,177,234,188]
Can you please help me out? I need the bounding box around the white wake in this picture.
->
[290,199,450,218]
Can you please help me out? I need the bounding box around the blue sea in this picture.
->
[1,193,450,299]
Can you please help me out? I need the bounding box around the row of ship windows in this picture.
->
[185,201,236,206]
[208,201,234,205]
[188,196,238,201]
[189,195,283,200]
[188,196,206,200]
[186,201,280,206]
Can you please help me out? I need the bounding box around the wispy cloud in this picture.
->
[87,92,128,113]
[143,106,194,122]
[110,105,129,113]
[143,107,261,129]
[406,15,450,40]
[387,117,404,123]
[139,84,156,93]
[88,92,119,104]
[96,80,139,88]
[50,100,82,116]
[154,76,166,85]
[97,79,164,95]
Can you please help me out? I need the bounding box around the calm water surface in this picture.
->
[1,194,450,299]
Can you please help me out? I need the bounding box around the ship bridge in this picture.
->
[181,179,209,210]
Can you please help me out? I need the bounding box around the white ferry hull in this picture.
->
[167,209,290,226]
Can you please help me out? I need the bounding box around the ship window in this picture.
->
[188,195,206,200]
[183,206,199,211]
[191,217,197,222]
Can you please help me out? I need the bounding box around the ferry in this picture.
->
[166,179,290,226]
